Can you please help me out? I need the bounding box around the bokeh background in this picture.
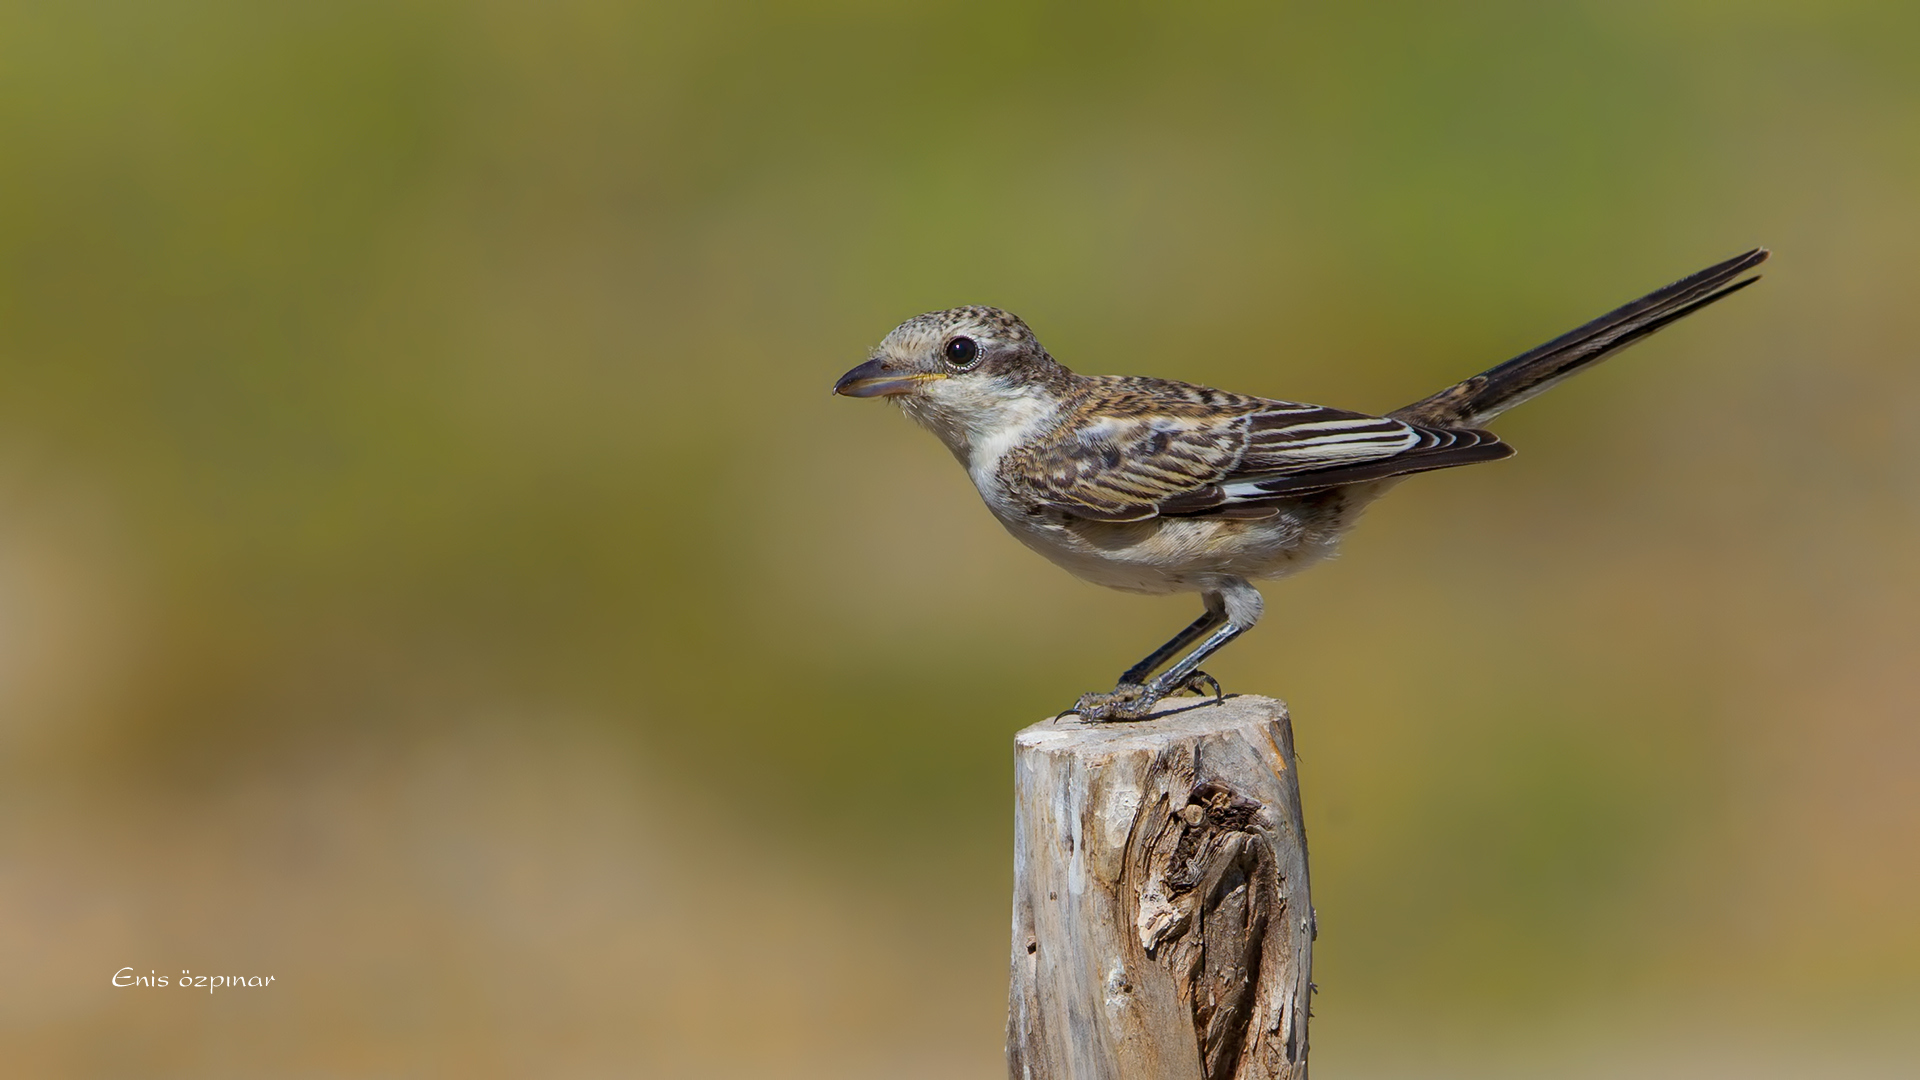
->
[3,2,1918,1076]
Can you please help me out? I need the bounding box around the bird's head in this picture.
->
[834,306,1073,456]
[834,306,1063,399]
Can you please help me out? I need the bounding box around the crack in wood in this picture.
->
[1137,783,1276,1079]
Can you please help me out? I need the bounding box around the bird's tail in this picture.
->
[1391,248,1769,429]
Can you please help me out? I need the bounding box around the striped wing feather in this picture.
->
[1002,379,1512,522]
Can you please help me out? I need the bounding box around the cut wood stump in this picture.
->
[1007,695,1313,1080]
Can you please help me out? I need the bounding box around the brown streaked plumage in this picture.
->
[997,380,1511,522]
[835,249,1770,720]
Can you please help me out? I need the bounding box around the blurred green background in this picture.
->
[3,1,1918,1076]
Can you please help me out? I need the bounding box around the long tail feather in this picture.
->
[1392,248,1769,428]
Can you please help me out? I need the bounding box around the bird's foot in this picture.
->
[1069,682,1158,722]
[1181,670,1225,704]
[1064,670,1226,723]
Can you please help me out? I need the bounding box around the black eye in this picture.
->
[943,336,979,367]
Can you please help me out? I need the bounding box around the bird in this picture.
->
[834,248,1769,720]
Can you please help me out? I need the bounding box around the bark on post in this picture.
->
[1008,695,1313,1080]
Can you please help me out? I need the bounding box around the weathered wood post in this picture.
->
[1008,695,1313,1080]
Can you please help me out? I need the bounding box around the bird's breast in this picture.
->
[981,496,1362,595]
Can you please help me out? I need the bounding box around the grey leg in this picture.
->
[1118,592,1227,685]
[1073,579,1265,722]
[1143,622,1245,700]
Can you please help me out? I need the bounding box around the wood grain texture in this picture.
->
[1008,696,1313,1080]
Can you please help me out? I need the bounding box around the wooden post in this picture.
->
[1008,695,1313,1080]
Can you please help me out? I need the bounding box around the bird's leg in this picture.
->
[1141,623,1245,702]
[1073,580,1263,722]
[1117,597,1228,686]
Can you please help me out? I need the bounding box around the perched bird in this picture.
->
[835,249,1769,720]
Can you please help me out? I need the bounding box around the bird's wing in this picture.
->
[1001,380,1513,522]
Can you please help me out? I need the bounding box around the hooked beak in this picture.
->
[833,358,948,398]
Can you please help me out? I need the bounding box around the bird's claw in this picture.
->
[1063,671,1227,723]
[1069,682,1157,722]
[1181,670,1224,703]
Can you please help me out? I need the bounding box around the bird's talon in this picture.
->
[1068,682,1159,722]
[1181,670,1224,703]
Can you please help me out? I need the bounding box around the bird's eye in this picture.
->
[943,336,979,367]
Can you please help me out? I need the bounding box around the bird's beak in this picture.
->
[833,359,948,398]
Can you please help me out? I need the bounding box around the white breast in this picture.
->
[897,375,1060,501]
[965,398,1055,498]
